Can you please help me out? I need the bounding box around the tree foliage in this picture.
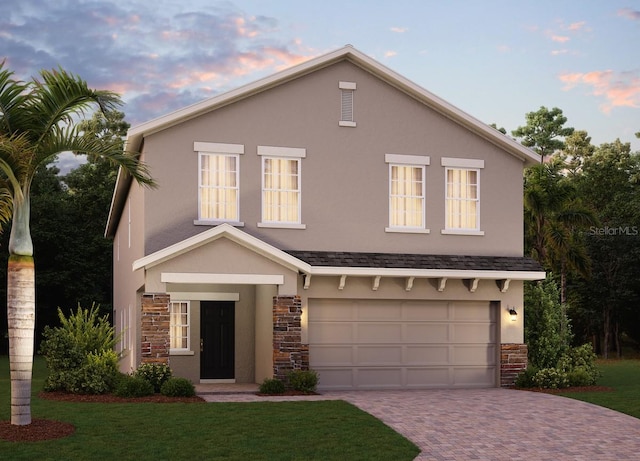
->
[512,106,574,162]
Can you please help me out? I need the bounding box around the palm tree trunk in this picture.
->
[7,254,35,426]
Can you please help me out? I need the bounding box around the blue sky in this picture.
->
[2,0,639,161]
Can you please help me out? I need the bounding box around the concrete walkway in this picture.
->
[199,388,640,461]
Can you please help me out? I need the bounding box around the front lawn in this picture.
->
[0,356,419,460]
[559,359,640,419]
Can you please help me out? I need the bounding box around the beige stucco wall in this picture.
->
[112,179,146,373]
[140,60,525,258]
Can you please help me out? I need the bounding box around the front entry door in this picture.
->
[200,301,235,379]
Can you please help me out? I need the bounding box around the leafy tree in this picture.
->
[559,130,595,176]
[572,140,640,357]
[512,106,575,162]
[524,161,596,304]
[524,278,572,369]
[0,63,153,426]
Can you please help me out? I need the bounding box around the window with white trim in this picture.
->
[385,154,430,233]
[441,157,484,232]
[258,145,306,228]
[195,142,244,225]
[169,301,190,351]
[390,165,424,228]
[339,81,356,127]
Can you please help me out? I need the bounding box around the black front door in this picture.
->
[200,301,235,379]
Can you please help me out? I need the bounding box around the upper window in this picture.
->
[258,146,306,229]
[170,301,190,351]
[385,154,430,233]
[194,142,244,225]
[441,157,484,234]
[339,81,356,127]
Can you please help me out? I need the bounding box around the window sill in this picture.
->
[194,220,245,227]
[385,227,430,234]
[339,121,357,127]
[257,222,306,230]
[440,229,485,236]
[170,350,195,356]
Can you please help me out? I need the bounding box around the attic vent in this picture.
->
[339,81,356,127]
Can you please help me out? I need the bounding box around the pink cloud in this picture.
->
[551,35,570,43]
[390,27,407,33]
[384,50,397,58]
[618,8,640,21]
[559,70,640,113]
[568,21,587,31]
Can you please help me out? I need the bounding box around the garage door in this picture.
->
[308,299,496,390]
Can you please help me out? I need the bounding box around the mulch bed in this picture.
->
[0,391,205,443]
[518,385,614,394]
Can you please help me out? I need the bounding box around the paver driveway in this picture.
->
[201,387,640,461]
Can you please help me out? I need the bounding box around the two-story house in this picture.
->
[106,45,544,390]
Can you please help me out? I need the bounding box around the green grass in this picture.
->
[559,359,640,418]
[0,356,418,460]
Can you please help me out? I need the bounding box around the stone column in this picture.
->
[140,293,170,365]
[273,295,309,382]
[500,343,528,387]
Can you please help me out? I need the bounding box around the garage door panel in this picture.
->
[308,322,353,343]
[452,324,495,343]
[356,346,403,364]
[309,299,496,390]
[311,346,354,365]
[357,323,402,343]
[453,367,496,387]
[356,368,403,388]
[358,303,402,319]
[406,368,450,387]
[405,345,450,364]
[403,303,449,320]
[453,345,497,365]
[405,323,450,342]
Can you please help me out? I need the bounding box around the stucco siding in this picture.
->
[141,60,524,258]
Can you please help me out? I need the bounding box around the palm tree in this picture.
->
[0,63,154,425]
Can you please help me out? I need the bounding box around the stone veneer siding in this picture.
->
[140,293,170,365]
[500,343,528,387]
[273,296,309,382]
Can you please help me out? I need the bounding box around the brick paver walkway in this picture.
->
[200,388,640,460]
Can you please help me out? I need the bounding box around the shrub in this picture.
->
[134,363,172,393]
[557,343,600,386]
[533,367,569,389]
[114,375,155,398]
[287,369,319,393]
[40,304,121,394]
[259,378,285,394]
[160,377,196,397]
[514,365,539,388]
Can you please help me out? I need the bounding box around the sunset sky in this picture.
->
[2,0,639,162]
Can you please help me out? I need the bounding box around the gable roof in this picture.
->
[106,45,539,238]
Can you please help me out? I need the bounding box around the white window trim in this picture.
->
[385,155,430,233]
[196,143,244,224]
[443,162,483,234]
[258,146,305,228]
[169,300,191,354]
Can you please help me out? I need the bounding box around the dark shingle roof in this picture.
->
[285,251,543,272]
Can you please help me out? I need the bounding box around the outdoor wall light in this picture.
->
[508,307,518,322]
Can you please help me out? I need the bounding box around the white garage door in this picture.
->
[308,299,497,390]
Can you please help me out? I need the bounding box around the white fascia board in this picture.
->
[161,273,284,285]
[133,223,310,273]
[309,266,546,281]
